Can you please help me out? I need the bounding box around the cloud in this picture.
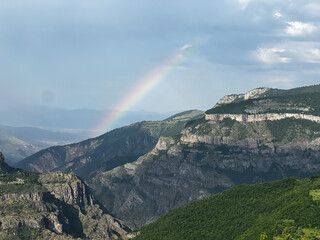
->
[236,0,253,9]
[254,41,320,65]
[285,21,317,36]
[1,0,320,112]
[303,3,320,17]
[273,10,283,19]
[304,48,320,63]
[255,48,291,64]
[180,44,193,51]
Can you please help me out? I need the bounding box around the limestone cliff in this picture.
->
[205,113,320,123]
[214,87,270,107]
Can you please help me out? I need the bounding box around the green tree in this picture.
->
[282,230,294,240]
[260,232,269,240]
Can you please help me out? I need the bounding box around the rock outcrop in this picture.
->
[214,87,270,107]
[0,153,129,239]
[205,113,320,123]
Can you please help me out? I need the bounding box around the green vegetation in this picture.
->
[0,200,41,217]
[164,110,204,122]
[206,100,251,114]
[0,226,75,240]
[206,85,320,116]
[133,175,320,240]
[276,84,320,96]
[0,170,45,194]
[0,225,44,240]
[266,119,320,143]
[188,120,213,136]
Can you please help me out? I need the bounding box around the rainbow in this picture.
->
[94,45,192,135]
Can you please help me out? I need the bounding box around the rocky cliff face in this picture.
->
[205,113,320,123]
[214,87,270,107]
[0,153,129,239]
[88,85,320,229]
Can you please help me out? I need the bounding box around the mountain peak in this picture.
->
[214,87,271,107]
[244,87,270,100]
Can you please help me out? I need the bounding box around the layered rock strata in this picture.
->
[205,113,320,123]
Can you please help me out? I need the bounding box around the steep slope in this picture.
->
[0,153,129,239]
[17,110,204,178]
[133,175,320,240]
[88,84,320,228]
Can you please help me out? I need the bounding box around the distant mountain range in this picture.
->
[0,125,94,164]
[0,106,176,164]
[0,105,175,131]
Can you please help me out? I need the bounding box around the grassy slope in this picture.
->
[133,176,320,240]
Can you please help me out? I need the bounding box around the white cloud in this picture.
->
[254,41,320,64]
[236,0,253,9]
[180,44,193,51]
[285,21,317,36]
[255,48,291,64]
[304,48,320,63]
[273,10,283,19]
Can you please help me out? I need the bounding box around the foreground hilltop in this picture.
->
[133,175,320,240]
[88,84,320,228]
[0,152,129,239]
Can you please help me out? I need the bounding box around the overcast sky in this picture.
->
[1,0,320,112]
